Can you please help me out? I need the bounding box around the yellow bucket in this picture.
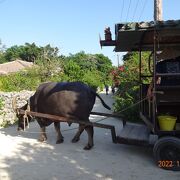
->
[158,115,177,131]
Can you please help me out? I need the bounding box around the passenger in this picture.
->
[105,85,109,95]
[111,86,115,95]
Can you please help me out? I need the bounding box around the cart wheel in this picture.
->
[153,136,180,171]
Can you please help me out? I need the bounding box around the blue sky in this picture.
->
[0,0,179,66]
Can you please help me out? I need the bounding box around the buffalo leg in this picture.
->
[38,127,47,142]
[54,122,64,144]
[72,124,85,143]
[84,125,94,150]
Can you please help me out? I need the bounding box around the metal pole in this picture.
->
[117,54,120,67]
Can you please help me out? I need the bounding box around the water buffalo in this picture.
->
[13,82,111,150]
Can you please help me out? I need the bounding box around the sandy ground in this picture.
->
[0,92,180,180]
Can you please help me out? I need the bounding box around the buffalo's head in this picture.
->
[12,97,33,131]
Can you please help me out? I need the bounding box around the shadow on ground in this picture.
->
[1,92,179,180]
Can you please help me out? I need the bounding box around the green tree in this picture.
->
[62,52,113,89]
[63,60,84,81]
[66,51,96,70]
[41,44,59,60]
[0,40,6,63]
[4,43,60,63]
[20,43,41,62]
[95,54,112,73]
[95,53,112,84]
[4,45,21,61]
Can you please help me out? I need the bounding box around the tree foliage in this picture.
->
[3,43,59,63]
[62,52,112,89]
[0,43,113,91]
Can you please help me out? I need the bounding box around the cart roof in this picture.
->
[100,20,180,52]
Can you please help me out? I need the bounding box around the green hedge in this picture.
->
[0,64,107,92]
[0,68,41,91]
[113,82,141,122]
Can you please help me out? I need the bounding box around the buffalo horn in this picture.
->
[12,96,18,112]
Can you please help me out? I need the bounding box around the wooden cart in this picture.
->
[100,20,180,171]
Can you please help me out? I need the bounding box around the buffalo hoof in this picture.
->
[38,136,47,142]
[71,137,80,143]
[56,138,64,144]
[83,143,93,150]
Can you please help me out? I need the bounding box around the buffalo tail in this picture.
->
[95,93,111,110]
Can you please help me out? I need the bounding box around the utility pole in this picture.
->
[154,0,163,21]
[117,54,120,67]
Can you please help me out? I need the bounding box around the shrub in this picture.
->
[0,69,40,91]
[0,58,64,91]
[113,82,140,122]
[113,52,151,122]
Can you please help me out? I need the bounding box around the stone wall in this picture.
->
[0,91,34,127]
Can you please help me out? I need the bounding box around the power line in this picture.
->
[138,0,147,22]
[125,0,132,22]
[0,0,6,4]
[131,0,140,21]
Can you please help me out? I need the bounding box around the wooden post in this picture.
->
[153,0,163,132]
[154,0,163,21]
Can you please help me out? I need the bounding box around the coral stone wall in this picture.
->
[0,91,34,127]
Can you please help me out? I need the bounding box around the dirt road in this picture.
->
[0,92,179,180]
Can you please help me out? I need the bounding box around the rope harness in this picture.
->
[22,99,32,130]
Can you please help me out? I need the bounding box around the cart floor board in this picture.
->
[117,123,150,146]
